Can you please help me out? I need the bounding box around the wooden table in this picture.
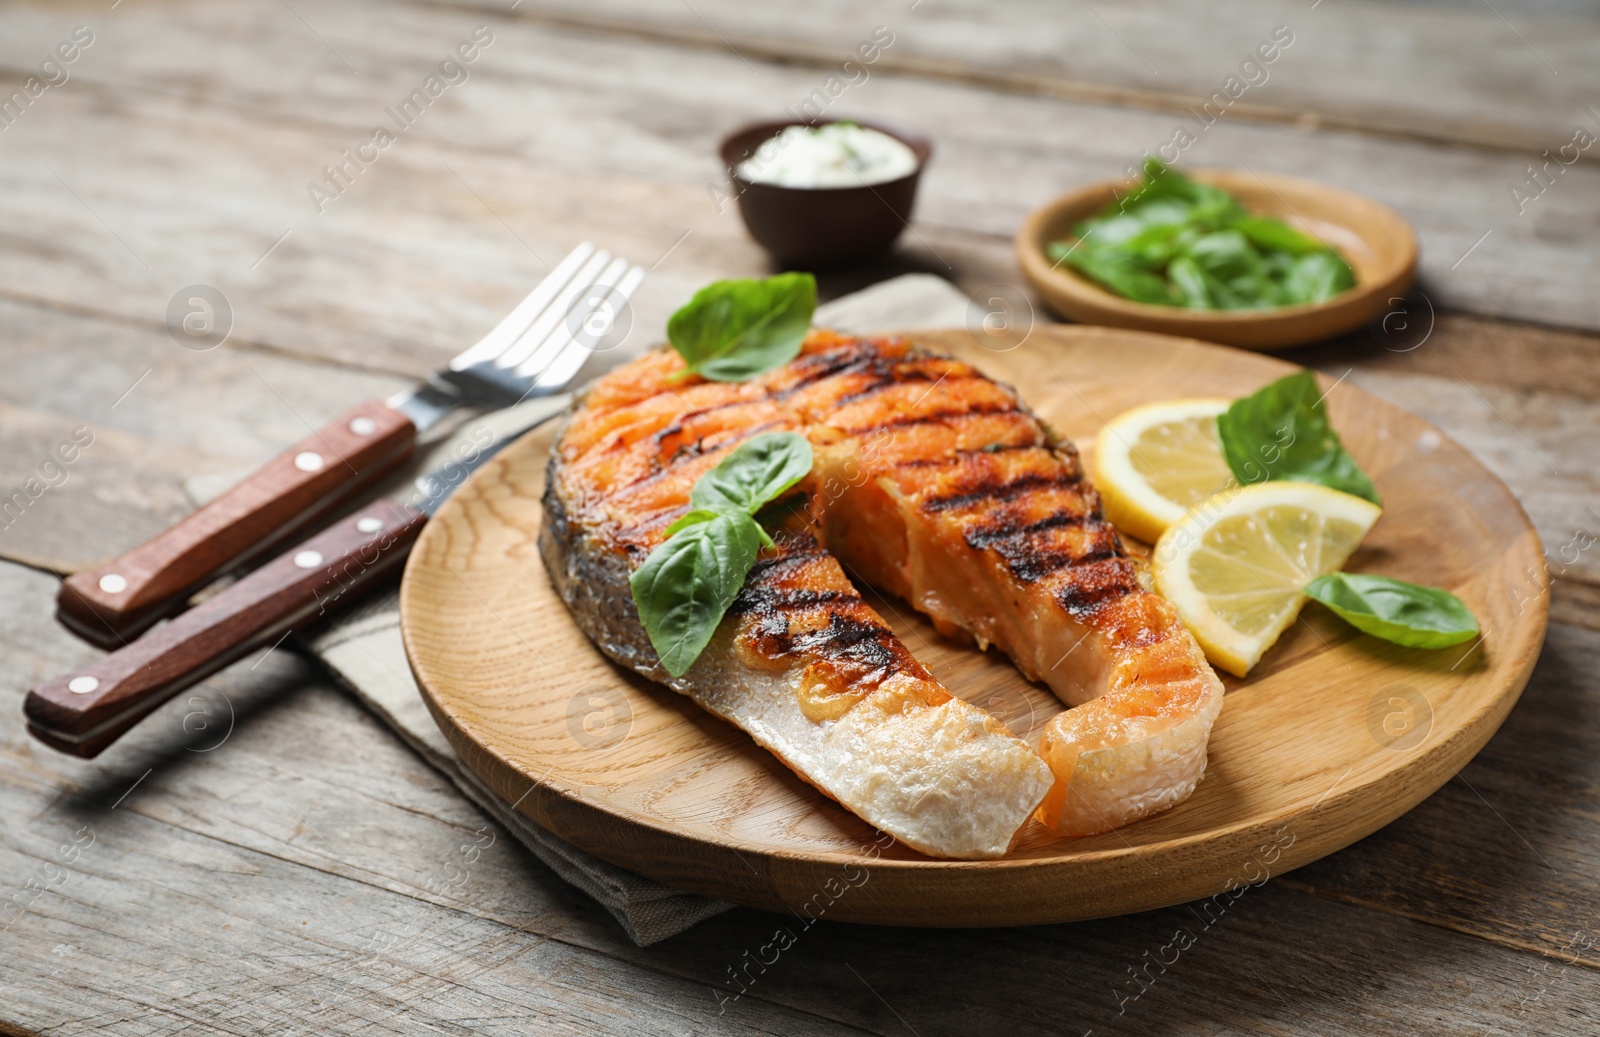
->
[1,1,1596,1033]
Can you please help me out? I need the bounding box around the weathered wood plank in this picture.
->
[441,0,1600,153]
[1298,312,1600,405]
[0,809,870,1036]
[655,883,1600,1036]
[0,0,1596,351]
[0,297,407,575]
[0,298,410,462]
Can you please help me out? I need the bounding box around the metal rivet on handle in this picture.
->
[98,573,128,594]
[293,451,324,472]
[356,517,384,534]
[68,676,99,695]
[293,550,324,569]
[349,416,377,436]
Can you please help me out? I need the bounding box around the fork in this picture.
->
[57,242,646,648]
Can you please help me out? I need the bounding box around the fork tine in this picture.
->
[532,263,648,390]
[449,242,595,371]
[512,256,629,381]
[494,249,612,371]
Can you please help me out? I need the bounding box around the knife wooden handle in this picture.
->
[56,399,416,648]
[28,499,427,757]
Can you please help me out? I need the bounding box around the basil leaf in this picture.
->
[629,511,763,677]
[1233,216,1326,256]
[1217,370,1380,504]
[1167,255,1213,309]
[666,273,817,382]
[1114,222,1187,266]
[1305,573,1479,649]
[1184,229,1264,283]
[630,431,816,676]
[1283,250,1356,304]
[664,508,720,537]
[1071,211,1154,247]
[1058,246,1177,306]
[690,432,814,517]
[1129,159,1237,214]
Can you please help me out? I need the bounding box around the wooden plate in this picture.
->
[400,326,1546,927]
[1016,170,1419,351]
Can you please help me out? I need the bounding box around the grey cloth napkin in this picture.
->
[190,274,977,945]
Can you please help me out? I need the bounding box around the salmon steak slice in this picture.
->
[540,330,1224,859]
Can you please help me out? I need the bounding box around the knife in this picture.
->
[25,396,570,758]
[57,242,635,649]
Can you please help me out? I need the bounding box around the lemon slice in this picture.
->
[1093,398,1236,544]
[1153,482,1382,677]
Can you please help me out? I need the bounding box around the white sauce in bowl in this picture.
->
[737,123,919,189]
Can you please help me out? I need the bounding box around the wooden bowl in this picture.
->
[719,118,932,269]
[400,325,1545,927]
[1015,170,1419,351]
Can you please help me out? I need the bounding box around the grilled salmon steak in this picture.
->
[541,330,1224,858]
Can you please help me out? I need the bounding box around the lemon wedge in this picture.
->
[1153,482,1382,677]
[1093,398,1236,544]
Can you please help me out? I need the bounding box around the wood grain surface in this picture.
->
[0,0,1597,349]
[2,0,1597,1032]
[440,0,1600,153]
[401,326,1548,924]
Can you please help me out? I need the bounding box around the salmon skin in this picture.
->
[540,330,1223,856]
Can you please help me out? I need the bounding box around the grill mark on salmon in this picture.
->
[998,540,1119,584]
[785,612,901,668]
[964,511,1093,548]
[830,365,975,409]
[541,329,1222,854]
[832,402,1021,437]
[894,444,1039,468]
[633,418,790,483]
[732,533,923,684]
[728,588,855,617]
[830,376,902,407]
[746,546,828,580]
[921,472,1081,513]
[768,344,879,395]
[1051,557,1143,617]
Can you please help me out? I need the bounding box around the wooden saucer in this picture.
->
[1016,170,1419,351]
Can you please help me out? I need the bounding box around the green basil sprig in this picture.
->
[666,273,817,382]
[1216,370,1380,504]
[686,430,816,542]
[631,512,764,679]
[1305,573,1479,649]
[630,432,814,677]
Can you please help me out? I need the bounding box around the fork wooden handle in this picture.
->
[28,499,428,758]
[56,399,416,648]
